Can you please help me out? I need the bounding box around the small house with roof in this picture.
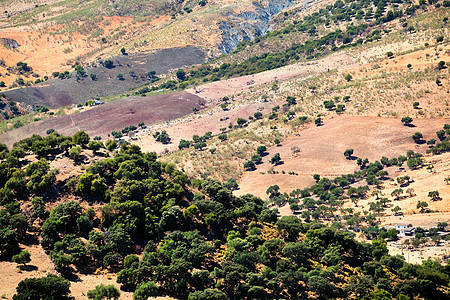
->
[395,223,415,236]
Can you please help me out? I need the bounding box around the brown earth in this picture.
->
[0,49,357,147]
[3,45,206,108]
[136,101,276,154]
[0,14,171,87]
[0,91,206,147]
[0,244,134,299]
[236,116,450,199]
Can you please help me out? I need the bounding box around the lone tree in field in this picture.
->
[401,117,413,126]
[251,155,262,164]
[392,205,401,215]
[391,188,403,200]
[413,102,419,109]
[153,131,170,144]
[445,176,450,185]
[417,201,428,213]
[237,118,247,127]
[103,59,114,69]
[344,149,354,159]
[428,190,440,201]
[406,188,415,197]
[270,153,281,165]
[257,145,267,156]
[437,61,446,70]
[12,250,31,268]
[315,117,323,126]
[412,132,423,143]
[344,74,352,82]
[244,160,255,171]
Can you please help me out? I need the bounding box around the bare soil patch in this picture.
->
[236,115,450,199]
[3,46,206,108]
[0,242,135,299]
[0,243,57,299]
[0,91,205,147]
[387,237,449,265]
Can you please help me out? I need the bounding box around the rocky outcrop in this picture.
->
[1,38,20,49]
[218,0,296,53]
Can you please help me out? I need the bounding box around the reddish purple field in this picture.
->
[0,91,205,147]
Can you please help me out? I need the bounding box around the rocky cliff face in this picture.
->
[218,0,296,54]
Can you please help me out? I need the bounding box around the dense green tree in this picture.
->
[308,275,340,298]
[315,117,322,126]
[72,131,90,146]
[270,153,281,165]
[428,190,440,201]
[176,69,186,81]
[344,148,354,159]
[256,145,267,155]
[76,215,92,234]
[244,160,255,170]
[104,60,114,69]
[69,146,82,159]
[188,289,227,300]
[237,118,247,127]
[13,274,70,300]
[0,142,9,159]
[12,250,31,267]
[401,117,413,126]
[254,112,263,119]
[133,281,158,300]
[412,132,423,143]
[277,216,303,241]
[88,141,103,153]
[153,131,171,144]
[87,284,120,300]
[436,130,446,141]
[194,142,207,150]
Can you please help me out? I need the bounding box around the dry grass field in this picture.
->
[236,116,450,199]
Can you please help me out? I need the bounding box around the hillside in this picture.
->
[0,0,304,88]
[0,0,449,299]
[0,131,449,299]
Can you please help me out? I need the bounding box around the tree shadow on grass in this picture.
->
[19,265,38,272]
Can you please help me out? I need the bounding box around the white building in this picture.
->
[395,223,415,236]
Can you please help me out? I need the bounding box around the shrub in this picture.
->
[87,284,120,300]
[69,146,82,159]
[14,275,71,300]
[104,60,114,68]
